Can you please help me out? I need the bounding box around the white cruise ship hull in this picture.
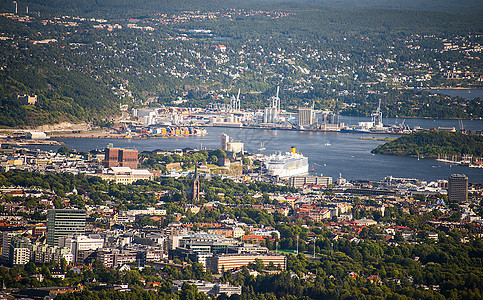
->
[264,152,309,178]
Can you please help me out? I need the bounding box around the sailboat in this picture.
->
[258,142,266,151]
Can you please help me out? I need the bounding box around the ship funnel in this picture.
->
[291,146,296,154]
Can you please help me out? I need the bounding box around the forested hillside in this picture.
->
[0,1,481,127]
[371,130,483,157]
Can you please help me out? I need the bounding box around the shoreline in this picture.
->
[425,87,483,90]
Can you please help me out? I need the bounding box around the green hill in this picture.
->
[0,67,119,127]
[0,2,481,127]
[371,130,483,158]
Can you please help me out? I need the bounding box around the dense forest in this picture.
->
[0,0,481,17]
[371,130,483,158]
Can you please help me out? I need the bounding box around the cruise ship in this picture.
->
[264,147,309,178]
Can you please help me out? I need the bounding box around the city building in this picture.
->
[61,235,104,263]
[171,280,241,297]
[95,167,153,184]
[123,208,167,216]
[221,133,230,151]
[206,227,245,238]
[294,205,331,222]
[17,94,37,105]
[97,248,139,268]
[31,243,56,264]
[289,175,333,188]
[448,174,468,202]
[220,133,244,154]
[226,141,244,154]
[206,253,286,273]
[2,231,24,263]
[104,148,139,169]
[321,112,339,124]
[263,87,281,124]
[47,209,86,246]
[298,107,314,128]
[9,235,31,266]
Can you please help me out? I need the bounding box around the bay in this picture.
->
[33,117,483,184]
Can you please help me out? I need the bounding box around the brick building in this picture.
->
[104,148,138,169]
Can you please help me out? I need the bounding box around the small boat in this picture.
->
[324,142,331,146]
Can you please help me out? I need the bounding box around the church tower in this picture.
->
[191,164,200,201]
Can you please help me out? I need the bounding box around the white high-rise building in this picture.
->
[221,133,229,151]
[2,231,23,263]
[11,247,30,265]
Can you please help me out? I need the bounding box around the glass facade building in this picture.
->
[47,209,86,246]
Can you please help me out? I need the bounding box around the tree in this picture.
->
[53,197,64,209]
[24,262,36,274]
[57,146,71,156]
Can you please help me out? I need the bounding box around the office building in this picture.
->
[105,148,138,169]
[47,209,86,246]
[448,174,468,202]
[206,253,286,273]
[289,175,333,188]
[60,235,104,263]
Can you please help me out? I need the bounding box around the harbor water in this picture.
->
[29,116,483,184]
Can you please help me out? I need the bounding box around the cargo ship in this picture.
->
[264,147,309,178]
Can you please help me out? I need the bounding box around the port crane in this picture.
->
[371,99,383,128]
[230,89,241,112]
